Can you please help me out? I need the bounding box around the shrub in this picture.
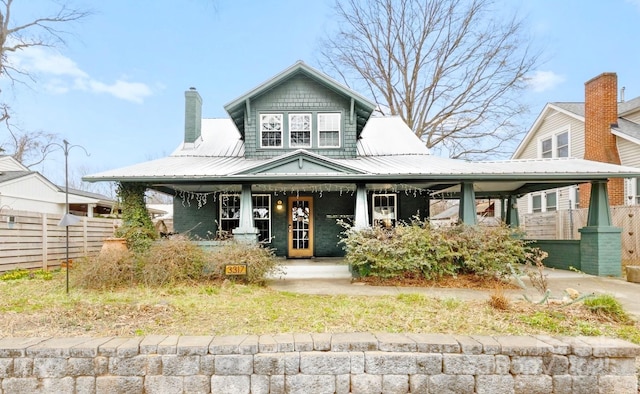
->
[72,248,137,290]
[340,220,537,280]
[115,182,158,253]
[139,235,210,286]
[207,241,283,285]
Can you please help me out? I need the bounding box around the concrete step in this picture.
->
[269,258,352,279]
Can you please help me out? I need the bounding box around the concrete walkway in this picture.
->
[269,260,640,319]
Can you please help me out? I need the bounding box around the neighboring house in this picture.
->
[0,156,114,217]
[512,72,640,214]
[85,62,640,263]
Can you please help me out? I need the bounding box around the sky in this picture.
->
[2,0,640,190]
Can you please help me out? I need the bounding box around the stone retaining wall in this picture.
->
[0,333,638,393]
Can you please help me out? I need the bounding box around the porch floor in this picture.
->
[271,257,351,279]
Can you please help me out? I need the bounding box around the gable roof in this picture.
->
[0,170,33,183]
[512,96,640,159]
[0,156,29,171]
[223,61,377,138]
[612,118,640,145]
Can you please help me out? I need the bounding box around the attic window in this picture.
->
[539,130,569,158]
[289,113,311,148]
[318,113,341,148]
[260,114,283,148]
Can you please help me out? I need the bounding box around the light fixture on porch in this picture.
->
[276,200,284,211]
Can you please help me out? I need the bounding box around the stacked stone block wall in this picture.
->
[0,333,638,393]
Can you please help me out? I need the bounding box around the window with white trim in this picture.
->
[318,113,341,147]
[546,192,557,211]
[636,178,640,205]
[260,114,283,148]
[539,130,569,158]
[532,195,542,213]
[372,193,396,228]
[219,194,271,242]
[289,113,312,148]
[252,194,271,242]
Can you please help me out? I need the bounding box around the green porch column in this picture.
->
[505,195,519,227]
[458,182,477,225]
[578,180,622,276]
[354,184,370,230]
[232,184,259,243]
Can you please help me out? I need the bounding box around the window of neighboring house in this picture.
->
[556,131,569,157]
[260,114,283,148]
[636,178,640,205]
[532,195,542,213]
[541,138,553,158]
[318,113,341,148]
[539,130,569,158]
[372,193,397,228]
[546,192,557,211]
[289,113,312,148]
[219,194,271,241]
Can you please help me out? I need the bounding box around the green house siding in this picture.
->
[397,192,431,222]
[245,75,357,159]
[173,197,217,239]
[314,192,355,257]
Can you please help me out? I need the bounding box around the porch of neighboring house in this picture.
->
[521,204,640,272]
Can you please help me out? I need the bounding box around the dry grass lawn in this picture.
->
[1,271,639,346]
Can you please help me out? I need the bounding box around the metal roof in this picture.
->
[357,116,429,156]
[84,113,640,197]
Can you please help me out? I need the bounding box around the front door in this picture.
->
[288,196,313,258]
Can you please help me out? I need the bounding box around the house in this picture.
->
[512,72,640,214]
[0,155,114,217]
[84,62,640,275]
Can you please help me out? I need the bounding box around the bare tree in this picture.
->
[319,0,540,159]
[0,0,90,164]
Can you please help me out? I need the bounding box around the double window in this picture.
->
[530,191,557,213]
[260,112,341,149]
[540,131,569,158]
[219,194,271,242]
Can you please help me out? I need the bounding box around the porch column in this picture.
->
[87,204,95,218]
[458,182,477,225]
[353,184,370,230]
[578,180,622,276]
[505,195,519,227]
[232,184,259,243]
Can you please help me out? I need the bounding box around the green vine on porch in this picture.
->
[115,182,157,252]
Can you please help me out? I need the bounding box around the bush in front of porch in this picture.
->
[340,220,536,281]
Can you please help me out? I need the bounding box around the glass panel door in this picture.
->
[288,197,313,258]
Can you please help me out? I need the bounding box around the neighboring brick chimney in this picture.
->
[580,72,624,207]
[184,87,202,144]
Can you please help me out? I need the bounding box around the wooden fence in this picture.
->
[0,209,116,272]
[522,205,640,265]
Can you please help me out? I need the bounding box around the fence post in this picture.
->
[42,213,48,270]
[83,218,88,254]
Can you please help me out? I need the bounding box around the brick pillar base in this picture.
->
[578,226,622,276]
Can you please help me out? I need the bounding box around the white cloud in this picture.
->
[88,80,152,104]
[526,70,565,93]
[6,46,152,103]
[626,0,640,12]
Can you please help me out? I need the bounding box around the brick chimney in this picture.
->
[184,87,202,144]
[580,72,624,207]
